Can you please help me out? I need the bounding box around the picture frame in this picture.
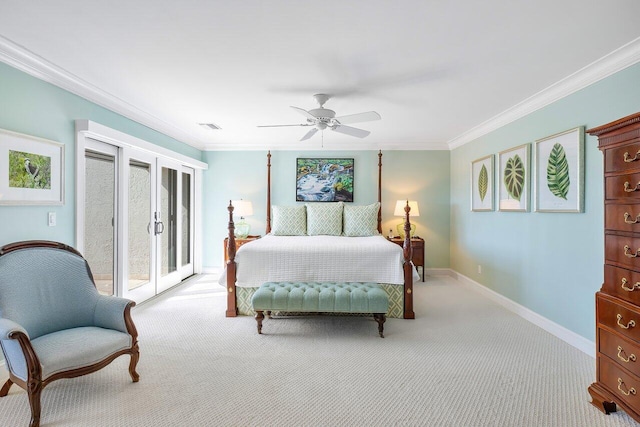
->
[470,154,494,211]
[498,143,530,212]
[534,127,584,213]
[296,158,354,202]
[0,128,64,205]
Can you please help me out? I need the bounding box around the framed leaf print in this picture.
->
[471,155,494,211]
[534,127,584,212]
[498,144,530,212]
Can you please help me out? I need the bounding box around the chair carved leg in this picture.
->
[27,378,42,427]
[266,310,272,319]
[374,314,386,338]
[0,379,13,397]
[129,344,140,383]
[255,310,264,334]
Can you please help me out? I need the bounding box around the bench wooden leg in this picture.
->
[255,310,264,334]
[374,313,386,338]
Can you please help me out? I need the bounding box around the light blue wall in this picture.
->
[0,62,202,247]
[203,150,450,270]
[450,62,640,341]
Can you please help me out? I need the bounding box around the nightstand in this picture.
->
[389,236,425,282]
[224,235,260,263]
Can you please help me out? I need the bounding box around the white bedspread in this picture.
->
[219,234,418,288]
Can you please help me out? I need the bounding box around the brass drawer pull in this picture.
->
[618,346,637,363]
[617,314,636,329]
[618,378,637,396]
[624,245,640,258]
[622,278,640,292]
[625,213,640,224]
[624,182,640,193]
[624,150,640,163]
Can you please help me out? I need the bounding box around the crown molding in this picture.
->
[202,140,450,151]
[0,36,207,150]
[448,37,640,150]
[3,34,638,154]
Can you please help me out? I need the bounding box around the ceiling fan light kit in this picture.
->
[258,93,381,141]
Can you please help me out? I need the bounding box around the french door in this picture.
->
[82,140,195,303]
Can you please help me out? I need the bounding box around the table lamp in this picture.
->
[232,199,253,239]
[394,200,419,239]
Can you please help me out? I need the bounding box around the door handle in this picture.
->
[155,221,165,235]
[153,212,164,235]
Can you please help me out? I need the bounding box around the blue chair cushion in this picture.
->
[31,327,132,381]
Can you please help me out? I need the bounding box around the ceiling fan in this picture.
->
[258,94,381,141]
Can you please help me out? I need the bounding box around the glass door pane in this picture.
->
[161,167,177,277]
[84,150,116,296]
[181,171,191,267]
[128,160,152,292]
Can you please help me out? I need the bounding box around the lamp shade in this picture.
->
[232,199,254,217]
[393,200,420,217]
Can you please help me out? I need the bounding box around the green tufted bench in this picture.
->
[251,282,389,338]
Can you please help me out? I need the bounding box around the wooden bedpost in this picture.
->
[226,201,238,317]
[266,150,272,235]
[377,150,382,234]
[403,200,415,319]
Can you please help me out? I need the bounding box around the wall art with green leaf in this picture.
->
[534,127,584,212]
[498,143,530,212]
[471,154,494,211]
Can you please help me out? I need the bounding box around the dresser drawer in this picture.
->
[605,143,640,174]
[599,328,640,377]
[606,204,640,232]
[599,356,640,410]
[598,294,640,343]
[606,234,640,270]
[606,172,640,200]
[604,265,640,305]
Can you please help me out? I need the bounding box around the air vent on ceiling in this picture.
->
[199,122,222,130]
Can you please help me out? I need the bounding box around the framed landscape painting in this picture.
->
[0,128,64,205]
[471,155,494,211]
[534,127,584,212]
[498,143,530,212]
[296,158,354,202]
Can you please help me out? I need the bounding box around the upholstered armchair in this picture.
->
[0,240,140,427]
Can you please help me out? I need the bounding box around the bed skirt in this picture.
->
[235,283,405,318]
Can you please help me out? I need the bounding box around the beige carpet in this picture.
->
[0,275,637,426]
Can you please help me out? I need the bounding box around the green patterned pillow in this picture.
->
[305,202,343,236]
[343,202,381,236]
[271,205,307,235]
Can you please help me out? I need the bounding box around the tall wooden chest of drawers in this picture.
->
[588,112,640,422]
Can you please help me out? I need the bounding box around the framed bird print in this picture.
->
[0,128,64,205]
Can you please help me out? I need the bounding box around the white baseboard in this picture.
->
[202,267,221,275]
[452,271,595,358]
[425,268,457,278]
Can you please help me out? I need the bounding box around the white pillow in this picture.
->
[271,205,307,236]
[343,202,380,236]
[305,202,343,236]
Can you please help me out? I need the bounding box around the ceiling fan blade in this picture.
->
[290,106,317,121]
[257,123,311,127]
[334,111,381,125]
[331,125,370,138]
[300,128,319,141]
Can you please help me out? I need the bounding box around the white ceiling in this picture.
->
[1,1,640,151]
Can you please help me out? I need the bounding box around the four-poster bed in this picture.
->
[223,150,416,319]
